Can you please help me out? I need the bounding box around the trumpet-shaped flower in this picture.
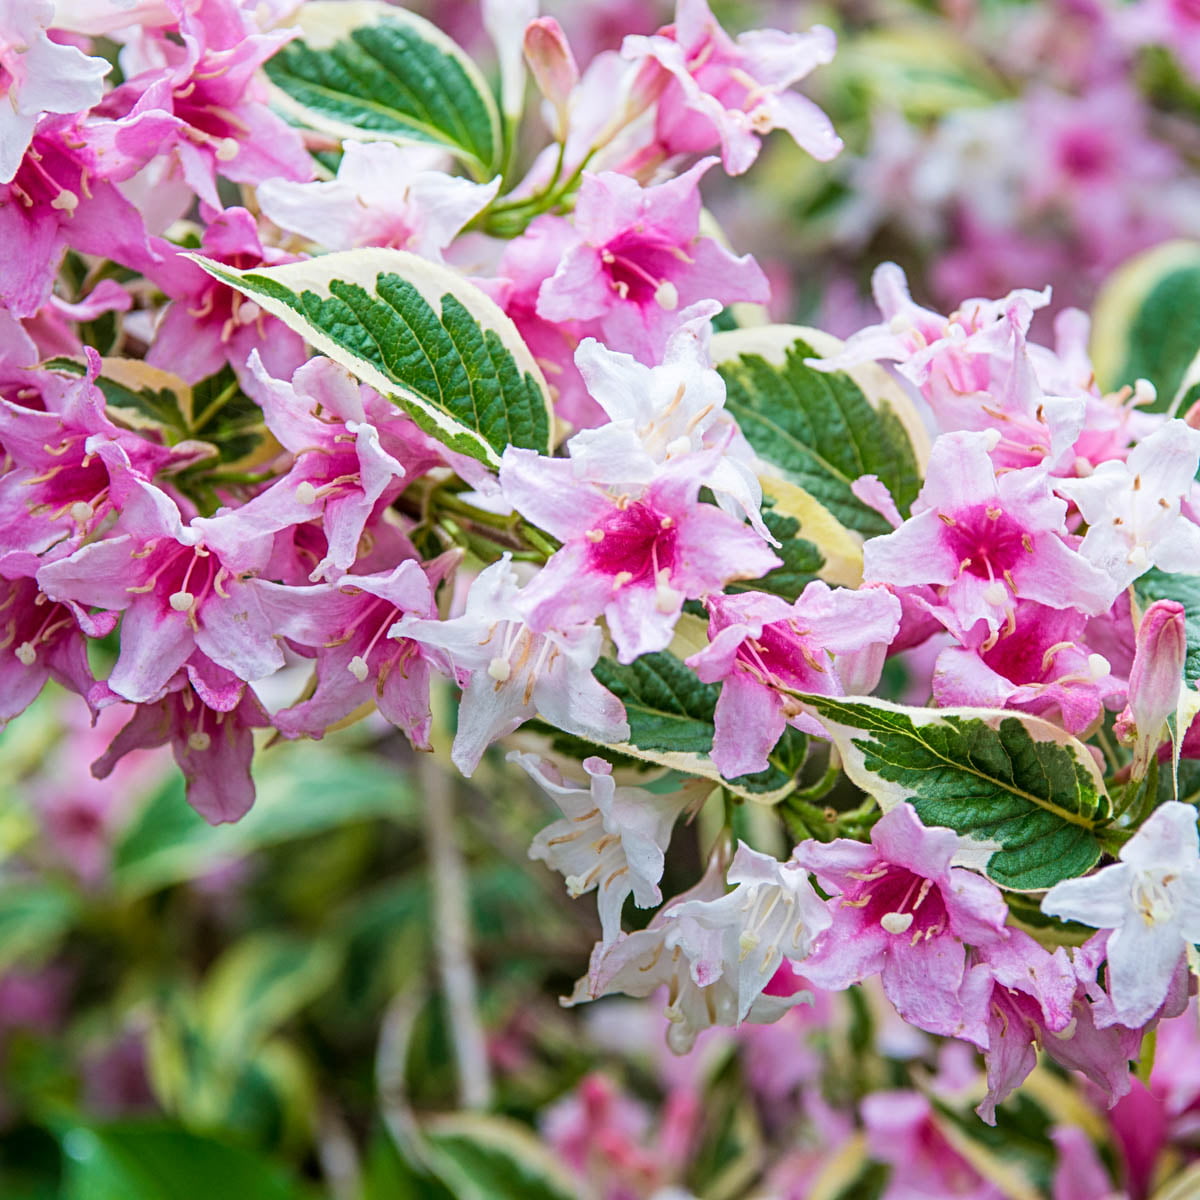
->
[258,142,499,259]
[664,842,832,1023]
[567,858,811,1053]
[395,555,628,777]
[262,559,440,750]
[1055,418,1200,598]
[500,449,780,663]
[0,0,110,183]
[794,804,1010,1041]
[1041,802,1200,1028]
[565,305,770,538]
[686,583,901,778]
[536,158,768,362]
[37,475,282,703]
[864,430,1112,640]
[514,753,690,944]
[622,0,842,175]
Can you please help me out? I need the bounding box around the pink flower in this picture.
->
[91,662,270,824]
[794,804,1010,1041]
[932,600,1122,735]
[0,350,195,557]
[536,158,768,361]
[105,0,311,210]
[963,932,1077,1123]
[488,214,597,429]
[262,559,440,749]
[0,553,115,726]
[38,474,282,704]
[686,583,901,778]
[864,430,1113,641]
[1116,599,1187,778]
[860,1090,1005,1200]
[145,207,305,385]
[235,352,412,581]
[0,0,109,182]
[501,448,780,663]
[0,111,169,317]
[623,0,842,175]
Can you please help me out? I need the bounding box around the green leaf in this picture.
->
[422,1114,581,1200]
[714,333,922,538]
[595,651,718,755]
[199,935,340,1062]
[1092,241,1200,406]
[111,744,412,898]
[0,883,78,972]
[263,1,501,173]
[59,1124,303,1200]
[1134,568,1200,685]
[792,694,1111,890]
[187,250,552,468]
[592,651,806,801]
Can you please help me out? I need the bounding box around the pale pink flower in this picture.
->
[622,0,842,175]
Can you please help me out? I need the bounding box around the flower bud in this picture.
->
[523,17,578,141]
[1125,599,1187,779]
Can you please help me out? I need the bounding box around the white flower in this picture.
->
[1055,419,1200,599]
[1042,802,1200,1027]
[664,842,832,1022]
[565,856,812,1052]
[258,142,499,260]
[566,305,773,542]
[514,752,691,944]
[393,555,628,777]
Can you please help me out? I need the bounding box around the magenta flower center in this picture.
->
[600,231,684,309]
[734,620,828,689]
[940,503,1028,582]
[587,500,679,587]
[0,577,74,666]
[845,862,949,941]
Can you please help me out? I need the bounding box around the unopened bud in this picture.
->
[1127,598,1187,779]
[523,17,578,141]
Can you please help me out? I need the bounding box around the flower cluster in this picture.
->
[3,0,1200,1151]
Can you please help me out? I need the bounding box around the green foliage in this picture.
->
[111,744,412,898]
[1135,568,1200,685]
[194,254,552,468]
[0,883,78,973]
[794,695,1111,890]
[263,3,502,174]
[421,1114,581,1200]
[718,340,921,538]
[58,1124,306,1200]
[1118,264,1200,406]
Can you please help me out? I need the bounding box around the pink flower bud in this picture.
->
[1125,598,1187,778]
[523,17,578,140]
